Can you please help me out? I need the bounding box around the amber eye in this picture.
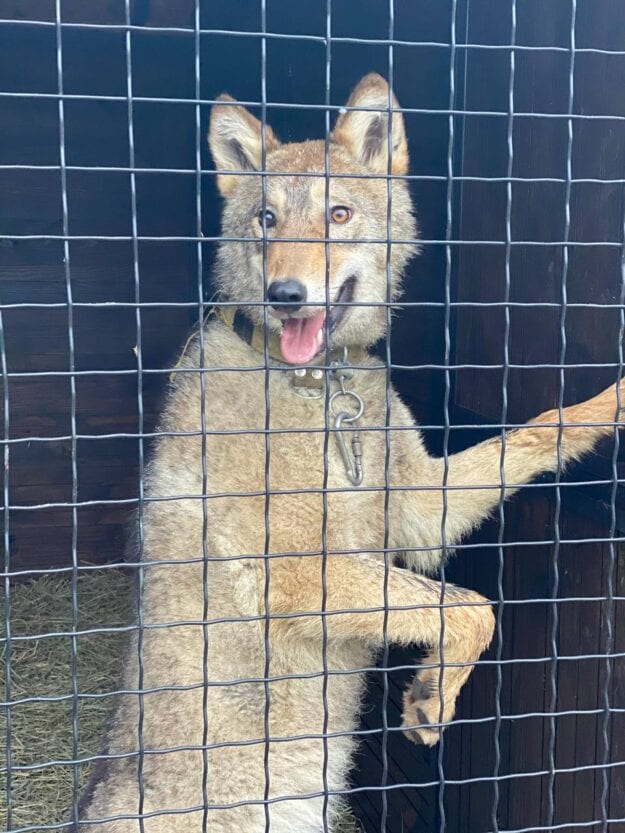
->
[330,206,352,224]
[257,209,277,229]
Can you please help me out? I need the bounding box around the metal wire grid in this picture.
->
[547,4,577,829]
[0,2,624,833]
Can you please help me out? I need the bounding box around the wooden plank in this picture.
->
[555,514,606,826]
[6,523,129,575]
[2,2,128,25]
[443,512,501,833]
[608,544,625,824]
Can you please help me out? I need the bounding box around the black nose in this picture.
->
[267,279,307,312]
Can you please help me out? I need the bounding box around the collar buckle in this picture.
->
[291,366,325,398]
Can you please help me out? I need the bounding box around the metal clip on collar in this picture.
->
[329,352,364,486]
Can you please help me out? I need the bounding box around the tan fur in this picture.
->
[79,74,624,832]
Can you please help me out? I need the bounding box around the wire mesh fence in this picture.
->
[1,1,624,832]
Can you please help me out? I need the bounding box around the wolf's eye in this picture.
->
[257,209,277,229]
[330,206,352,224]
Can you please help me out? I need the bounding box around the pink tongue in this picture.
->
[280,312,325,364]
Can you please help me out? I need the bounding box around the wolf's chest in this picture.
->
[258,375,389,491]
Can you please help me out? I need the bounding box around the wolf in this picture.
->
[78,73,624,832]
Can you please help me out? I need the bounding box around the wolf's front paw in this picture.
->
[401,665,456,747]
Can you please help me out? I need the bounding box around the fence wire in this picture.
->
[1,2,624,833]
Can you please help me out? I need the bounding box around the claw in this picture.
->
[411,674,437,701]
[416,706,430,726]
[404,727,426,745]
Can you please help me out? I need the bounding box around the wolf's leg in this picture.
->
[443,379,623,541]
[388,381,622,743]
[400,380,624,549]
[269,554,495,745]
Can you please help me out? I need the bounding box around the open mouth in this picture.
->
[279,276,356,365]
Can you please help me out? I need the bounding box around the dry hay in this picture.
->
[1,570,132,832]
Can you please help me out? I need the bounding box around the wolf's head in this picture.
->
[208,73,419,364]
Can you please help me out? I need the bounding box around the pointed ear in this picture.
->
[331,73,408,175]
[208,94,281,196]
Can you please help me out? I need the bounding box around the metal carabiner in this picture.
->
[329,389,364,423]
[334,411,364,486]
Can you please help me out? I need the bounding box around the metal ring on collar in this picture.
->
[329,389,364,423]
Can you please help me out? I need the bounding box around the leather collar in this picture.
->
[215,306,285,364]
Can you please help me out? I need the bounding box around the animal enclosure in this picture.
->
[1,1,625,832]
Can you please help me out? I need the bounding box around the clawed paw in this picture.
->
[401,667,457,747]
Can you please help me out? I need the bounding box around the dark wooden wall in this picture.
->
[1,1,624,831]
[443,3,625,830]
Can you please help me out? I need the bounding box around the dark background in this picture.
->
[0,1,624,830]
